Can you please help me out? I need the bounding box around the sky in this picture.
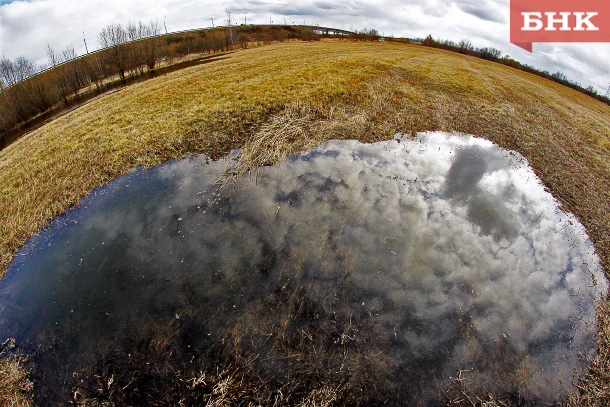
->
[0,0,608,93]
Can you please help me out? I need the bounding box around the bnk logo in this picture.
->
[521,12,599,31]
[510,0,610,52]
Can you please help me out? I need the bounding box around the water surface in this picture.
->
[0,132,606,405]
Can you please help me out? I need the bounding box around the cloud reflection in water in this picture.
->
[0,131,606,404]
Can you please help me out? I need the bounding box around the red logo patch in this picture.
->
[510,0,610,52]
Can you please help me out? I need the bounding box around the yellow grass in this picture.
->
[0,356,32,407]
[1,39,610,405]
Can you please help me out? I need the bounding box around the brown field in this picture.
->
[1,39,609,405]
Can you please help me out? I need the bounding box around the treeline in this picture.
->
[4,24,606,148]
[414,35,610,106]
[349,29,381,42]
[0,21,163,137]
[0,24,325,146]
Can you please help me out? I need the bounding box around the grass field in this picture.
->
[1,39,610,405]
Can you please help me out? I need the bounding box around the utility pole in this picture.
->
[227,11,234,46]
[211,17,214,28]
[83,31,89,54]
[164,16,168,34]
[245,15,247,25]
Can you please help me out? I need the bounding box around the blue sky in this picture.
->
[0,0,608,93]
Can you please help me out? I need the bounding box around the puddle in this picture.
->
[0,132,606,405]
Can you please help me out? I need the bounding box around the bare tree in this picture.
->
[15,57,37,81]
[551,71,568,82]
[0,56,34,85]
[99,23,129,80]
[458,40,473,53]
[63,45,92,93]
[126,21,145,75]
[45,43,72,103]
[0,57,18,87]
[27,66,55,112]
[60,44,76,62]
[585,85,596,94]
[141,21,162,70]
[0,56,39,122]
[46,43,60,67]
[477,46,502,60]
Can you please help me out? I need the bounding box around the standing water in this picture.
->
[0,132,606,405]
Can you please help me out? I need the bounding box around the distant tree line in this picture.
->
[349,29,381,41]
[0,20,166,140]
[2,25,606,148]
[416,35,610,106]
[0,24,326,146]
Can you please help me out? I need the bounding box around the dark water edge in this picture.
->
[0,132,606,406]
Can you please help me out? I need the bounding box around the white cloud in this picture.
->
[0,0,608,92]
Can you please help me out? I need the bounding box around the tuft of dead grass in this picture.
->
[1,39,610,405]
[237,70,412,172]
[0,347,32,407]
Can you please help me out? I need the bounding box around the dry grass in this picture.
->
[1,39,610,405]
[0,354,32,407]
